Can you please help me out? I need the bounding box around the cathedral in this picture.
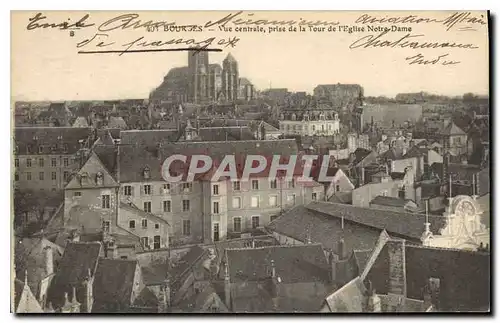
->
[150,51,254,104]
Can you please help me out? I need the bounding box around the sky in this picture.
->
[11,11,489,101]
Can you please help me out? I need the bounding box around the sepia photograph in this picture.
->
[10,10,490,313]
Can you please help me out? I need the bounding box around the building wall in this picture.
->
[64,187,118,233]
[14,154,82,191]
[325,169,355,199]
[279,119,340,136]
[352,182,402,208]
[392,157,424,179]
[117,207,169,250]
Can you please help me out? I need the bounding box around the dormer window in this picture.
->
[96,172,104,185]
[51,144,57,151]
[33,135,39,141]
[303,114,310,121]
[26,144,32,154]
[80,172,89,185]
[63,144,69,153]
[319,113,326,121]
[38,146,44,154]
[143,166,151,179]
[291,113,297,121]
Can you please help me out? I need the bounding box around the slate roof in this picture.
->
[14,127,92,155]
[107,116,128,129]
[323,276,366,312]
[197,127,256,141]
[305,201,446,241]
[92,259,139,310]
[370,196,410,207]
[47,242,102,308]
[120,129,181,146]
[403,145,426,159]
[119,139,299,183]
[366,241,490,311]
[120,202,170,225]
[170,245,206,285]
[440,121,466,136]
[225,244,330,284]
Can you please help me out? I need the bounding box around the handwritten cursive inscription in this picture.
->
[355,12,486,32]
[405,53,460,66]
[26,12,94,30]
[349,30,478,50]
[204,11,339,29]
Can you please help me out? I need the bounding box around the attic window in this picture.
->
[38,146,43,154]
[143,166,151,179]
[26,145,32,154]
[96,172,104,185]
[63,144,69,153]
[80,172,89,185]
[51,144,57,151]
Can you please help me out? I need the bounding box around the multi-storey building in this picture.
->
[13,127,92,192]
[279,111,340,136]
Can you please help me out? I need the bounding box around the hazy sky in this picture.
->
[12,11,489,101]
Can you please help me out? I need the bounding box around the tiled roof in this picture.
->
[14,127,92,155]
[93,259,139,310]
[120,202,170,225]
[47,242,101,308]
[305,201,446,240]
[440,121,466,136]
[225,244,330,284]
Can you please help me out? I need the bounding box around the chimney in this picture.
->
[361,167,365,185]
[44,246,54,276]
[224,262,231,310]
[270,259,276,278]
[158,279,171,313]
[329,249,339,285]
[71,286,81,313]
[385,163,390,175]
[337,238,346,261]
[81,268,94,313]
[367,288,382,312]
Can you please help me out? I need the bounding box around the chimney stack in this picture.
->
[44,246,54,276]
[224,262,231,310]
[81,268,94,313]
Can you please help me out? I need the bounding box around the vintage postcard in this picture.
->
[11,11,490,313]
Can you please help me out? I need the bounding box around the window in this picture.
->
[312,192,317,201]
[233,217,242,232]
[129,220,136,229]
[252,216,260,229]
[163,200,171,212]
[182,220,191,236]
[251,196,260,208]
[144,201,151,213]
[63,158,69,167]
[73,191,82,197]
[213,223,220,242]
[213,201,220,214]
[269,195,278,207]
[142,218,148,228]
[252,179,259,190]
[102,195,110,209]
[163,183,171,193]
[14,173,19,181]
[270,179,277,189]
[288,194,296,205]
[182,183,192,193]
[155,223,160,229]
[63,171,69,182]
[39,172,44,180]
[141,237,149,248]
[14,159,19,167]
[103,221,110,233]
[51,158,57,167]
[153,235,161,249]
[270,215,278,222]
[143,185,151,195]
[26,159,32,168]
[124,185,132,196]
[336,185,340,192]
[51,172,57,180]
[27,145,32,154]
[233,181,240,191]
[26,172,31,181]
[182,199,190,212]
[288,178,295,188]
[232,197,241,209]
[63,144,68,153]
[213,184,219,195]
[38,146,43,154]
[38,158,44,167]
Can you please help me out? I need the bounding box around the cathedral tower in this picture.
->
[222,53,239,101]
